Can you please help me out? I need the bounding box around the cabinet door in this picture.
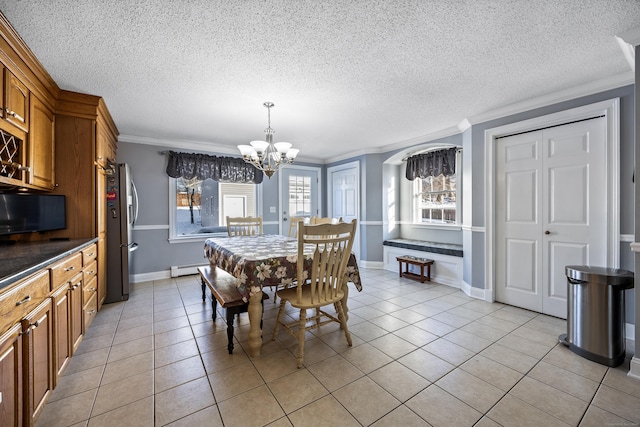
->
[4,71,28,132]
[22,298,52,426]
[70,276,83,355]
[0,323,23,427]
[51,285,70,384]
[27,95,54,190]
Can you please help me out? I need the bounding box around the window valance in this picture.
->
[405,147,457,181]
[165,150,263,184]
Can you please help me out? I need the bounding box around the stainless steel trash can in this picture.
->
[559,265,634,367]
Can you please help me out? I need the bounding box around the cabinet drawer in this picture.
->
[50,252,82,289]
[81,244,97,265]
[0,269,49,334]
[83,260,97,283]
[83,292,97,332]
[83,276,97,306]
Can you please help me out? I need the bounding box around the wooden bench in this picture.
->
[198,265,268,354]
[396,255,434,283]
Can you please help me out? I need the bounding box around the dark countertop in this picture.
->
[0,238,98,291]
[383,238,463,257]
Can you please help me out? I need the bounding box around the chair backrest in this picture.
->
[309,216,342,225]
[226,216,263,236]
[287,216,306,238]
[296,219,356,305]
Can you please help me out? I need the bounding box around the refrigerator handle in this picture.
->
[130,179,139,225]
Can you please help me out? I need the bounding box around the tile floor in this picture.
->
[36,268,640,427]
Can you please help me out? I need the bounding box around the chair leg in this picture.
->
[297,308,307,368]
[271,300,286,341]
[335,302,352,347]
[226,309,235,354]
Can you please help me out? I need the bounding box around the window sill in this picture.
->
[169,233,227,244]
[410,223,462,231]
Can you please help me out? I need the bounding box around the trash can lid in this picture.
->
[565,265,634,288]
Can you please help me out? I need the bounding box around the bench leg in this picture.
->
[226,308,235,354]
[201,277,206,302]
[420,264,425,283]
[212,296,218,321]
[398,260,402,278]
[427,264,431,281]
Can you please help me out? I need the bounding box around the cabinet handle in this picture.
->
[0,159,29,172]
[65,266,75,272]
[88,287,96,292]
[15,295,31,306]
[71,283,80,290]
[19,328,30,336]
[88,270,95,275]
[87,252,95,257]
[30,320,40,329]
[88,310,96,316]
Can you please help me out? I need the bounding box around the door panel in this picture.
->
[280,168,319,234]
[328,163,360,259]
[496,117,606,318]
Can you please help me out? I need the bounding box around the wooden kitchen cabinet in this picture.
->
[4,68,29,132]
[22,298,53,426]
[0,323,23,427]
[27,94,54,190]
[51,282,70,384]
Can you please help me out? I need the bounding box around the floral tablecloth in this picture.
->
[204,234,362,302]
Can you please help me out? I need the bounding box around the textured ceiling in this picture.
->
[0,1,638,163]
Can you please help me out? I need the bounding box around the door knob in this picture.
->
[544,230,551,235]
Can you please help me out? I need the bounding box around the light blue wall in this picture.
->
[117,84,635,324]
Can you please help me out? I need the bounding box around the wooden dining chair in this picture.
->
[226,216,263,236]
[309,216,342,225]
[272,219,357,368]
[287,216,305,238]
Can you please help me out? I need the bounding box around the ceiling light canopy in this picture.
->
[238,102,299,178]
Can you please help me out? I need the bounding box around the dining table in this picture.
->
[203,234,362,357]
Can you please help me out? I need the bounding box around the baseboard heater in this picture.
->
[170,263,207,278]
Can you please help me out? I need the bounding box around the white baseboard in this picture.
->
[132,270,170,283]
[460,280,490,300]
[170,263,207,277]
[359,260,384,269]
[626,323,635,342]
[629,357,640,380]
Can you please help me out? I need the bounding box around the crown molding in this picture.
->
[619,26,640,46]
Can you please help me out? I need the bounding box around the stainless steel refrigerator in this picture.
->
[105,163,139,303]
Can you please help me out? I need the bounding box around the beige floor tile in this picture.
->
[579,404,636,427]
[73,333,115,356]
[480,343,540,374]
[341,342,394,374]
[445,306,485,321]
[35,389,96,427]
[474,315,520,334]
[436,368,505,413]
[62,347,110,377]
[408,303,447,318]
[286,336,338,366]
[217,385,285,427]
[268,369,329,413]
[155,377,216,426]
[474,416,502,427]
[333,376,401,426]
[591,384,640,424]
[287,395,360,427]
[424,338,475,366]
[86,396,153,427]
[194,328,235,353]
[348,321,389,341]
[602,364,640,399]
[528,361,600,401]
[388,307,425,324]
[112,323,153,346]
[369,333,418,359]
[543,346,608,382]
[368,361,430,402]
[49,365,103,403]
[392,325,438,347]
[82,321,118,340]
[153,315,191,334]
[497,333,554,359]
[306,354,364,392]
[443,329,492,353]
[153,307,186,322]
[414,317,457,336]
[487,394,571,427]
[101,350,154,386]
[154,326,194,349]
[370,405,431,426]
[164,405,223,427]
[251,349,300,382]
[349,305,385,320]
[405,385,483,427]
[460,322,508,342]
[155,338,200,367]
[91,371,154,416]
[459,355,523,392]
[398,348,455,382]
[369,314,410,332]
[201,346,250,374]
[461,300,505,315]
[318,327,365,352]
[117,314,153,331]
[107,336,154,364]
[208,361,265,401]
[154,354,206,393]
[510,325,561,348]
[510,376,589,426]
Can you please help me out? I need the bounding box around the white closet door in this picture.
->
[496,117,607,318]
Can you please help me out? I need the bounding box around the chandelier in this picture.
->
[237,102,299,178]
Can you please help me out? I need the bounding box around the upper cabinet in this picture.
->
[0,15,58,191]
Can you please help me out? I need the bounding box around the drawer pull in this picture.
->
[88,270,95,275]
[71,283,81,290]
[88,287,96,292]
[15,295,31,306]
[20,320,40,335]
[88,310,96,316]
[86,252,95,257]
[64,266,75,272]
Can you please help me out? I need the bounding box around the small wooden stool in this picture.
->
[396,255,434,283]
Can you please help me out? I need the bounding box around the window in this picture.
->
[171,177,258,239]
[412,148,460,225]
